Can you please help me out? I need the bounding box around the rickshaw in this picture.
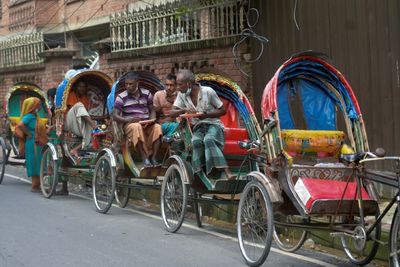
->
[160,73,282,262]
[238,51,400,266]
[90,70,168,213]
[0,82,50,184]
[39,69,113,198]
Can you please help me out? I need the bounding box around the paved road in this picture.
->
[0,165,357,267]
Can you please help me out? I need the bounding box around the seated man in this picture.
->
[112,72,162,167]
[170,69,234,180]
[153,73,179,139]
[64,81,97,158]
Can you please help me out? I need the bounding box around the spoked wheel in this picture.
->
[273,213,308,252]
[115,177,131,208]
[161,164,188,233]
[93,154,116,214]
[0,137,7,184]
[40,147,58,198]
[238,180,274,267]
[389,208,400,267]
[340,211,381,265]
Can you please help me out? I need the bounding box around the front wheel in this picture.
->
[273,213,308,252]
[93,154,116,214]
[0,137,7,184]
[161,164,188,233]
[390,208,400,267]
[40,147,58,198]
[238,180,274,267]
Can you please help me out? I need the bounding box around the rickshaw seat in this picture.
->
[224,128,249,155]
[281,130,345,158]
[8,116,48,132]
[220,98,249,156]
[295,178,371,212]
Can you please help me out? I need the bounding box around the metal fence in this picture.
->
[110,0,244,52]
[0,32,44,68]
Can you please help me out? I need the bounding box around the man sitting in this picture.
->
[170,69,234,180]
[153,73,179,140]
[112,72,162,167]
[64,81,97,158]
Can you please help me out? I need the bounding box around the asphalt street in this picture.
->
[0,164,359,267]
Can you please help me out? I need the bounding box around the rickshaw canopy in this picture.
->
[262,55,361,131]
[55,69,113,112]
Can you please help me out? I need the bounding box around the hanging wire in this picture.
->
[293,0,300,31]
[232,0,269,77]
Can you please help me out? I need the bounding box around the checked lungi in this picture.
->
[191,123,227,175]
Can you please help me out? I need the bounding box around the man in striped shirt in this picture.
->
[112,72,162,167]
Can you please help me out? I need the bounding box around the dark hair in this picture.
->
[166,73,176,81]
[47,88,57,98]
[124,72,139,81]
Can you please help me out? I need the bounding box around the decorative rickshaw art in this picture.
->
[0,82,50,184]
[39,69,114,199]
[238,51,400,267]
[159,72,283,265]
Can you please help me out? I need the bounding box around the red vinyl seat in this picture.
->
[219,98,249,156]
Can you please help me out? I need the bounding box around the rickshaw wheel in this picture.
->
[93,154,116,214]
[115,177,131,208]
[389,209,400,267]
[161,164,188,233]
[0,137,7,184]
[238,180,273,267]
[340,211,381,265]
[40,147,58,198]
[273,213,308,252]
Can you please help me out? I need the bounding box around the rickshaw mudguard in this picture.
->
[248,171,283,204]
[164,155,192,185]
[95,148,117,168]
[42,143,59,161]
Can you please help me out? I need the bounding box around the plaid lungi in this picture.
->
[191,123,227,175]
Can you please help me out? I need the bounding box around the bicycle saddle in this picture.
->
[339,152,365,164]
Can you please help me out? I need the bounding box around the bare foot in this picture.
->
[224,168,235,180]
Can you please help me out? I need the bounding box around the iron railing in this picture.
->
[0,32,44,68]
[110,0,244,52]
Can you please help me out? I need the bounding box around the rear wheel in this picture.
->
[0,137,7,184]
[340,211,381,265]
[93,154,116,213]
[115,177,131,208]
[40,147,58,198]
[238,180,274,267]
[389,208,400,267]
[273,213,308,252]
[161,164,188,233]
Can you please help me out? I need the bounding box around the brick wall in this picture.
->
[64,0,134,28]
[99,44,253,100]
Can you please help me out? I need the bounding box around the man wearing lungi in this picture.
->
[171,69,234,180]
[112,72,162,167]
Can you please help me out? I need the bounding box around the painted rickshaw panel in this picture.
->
[4,82,50,138]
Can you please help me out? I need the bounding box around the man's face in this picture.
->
[176,74,190,94]
[76,82,87,96]
[125,78,138,95]
[165,79,176,94]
